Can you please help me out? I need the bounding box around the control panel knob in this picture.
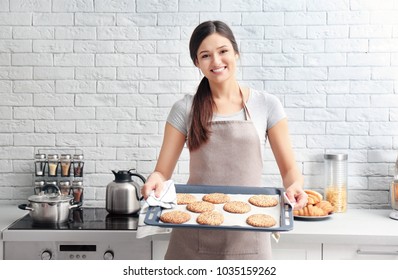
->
[103,250,114,260]
[41,250,52,260]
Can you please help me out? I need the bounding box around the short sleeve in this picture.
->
[166,95,193,136]
[266,94,286,130]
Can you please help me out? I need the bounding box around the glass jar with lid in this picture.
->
[59,180,71,196]
[34,154,47,176]
[324,153,348,213]
[34,179,45,195]
[60,154,72,177]
[47,154,59,177]
[72,180,84,203]
[72,154,84,177]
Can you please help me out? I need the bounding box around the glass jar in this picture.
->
[60,154,72,177]
[45,180,58,194]
[47,154,59,177]
[324,153,348,213]
[59,180,71,196]
[72,180,84,203]
[34,154,47,176]
[34,179,45,195]
[72,154,84,177]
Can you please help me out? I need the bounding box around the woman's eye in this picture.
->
[201,54,209,59]
[221,49,228,54]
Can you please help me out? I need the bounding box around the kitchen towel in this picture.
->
[136,180,176,239]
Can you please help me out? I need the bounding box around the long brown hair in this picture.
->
[187,21,239,151]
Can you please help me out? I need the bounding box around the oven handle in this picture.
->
[18,203,34,211]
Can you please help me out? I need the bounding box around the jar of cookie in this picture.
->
[324,153,348,213]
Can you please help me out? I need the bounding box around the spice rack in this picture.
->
[33,148,84,204]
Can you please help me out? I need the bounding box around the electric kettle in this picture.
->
[106,169,146,215]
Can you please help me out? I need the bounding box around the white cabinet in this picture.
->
[271,240,322,260]
[323,244,398,260]
[0,240,3,260]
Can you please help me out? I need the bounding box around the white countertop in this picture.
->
[279,209,398,245]
[1,204,397,245]
[0,204,27,239]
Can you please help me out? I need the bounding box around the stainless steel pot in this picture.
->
[18,184,81,223]
[391,180,398,210]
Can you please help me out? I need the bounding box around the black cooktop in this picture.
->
[8,208,139,230]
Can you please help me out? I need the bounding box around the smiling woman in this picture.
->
[141,20,307,260]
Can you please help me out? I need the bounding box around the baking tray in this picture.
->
[144,184,293,232]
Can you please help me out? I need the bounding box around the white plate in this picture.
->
[294,213,333,221]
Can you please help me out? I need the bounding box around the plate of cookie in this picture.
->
[293,190,334,221]
[144,184,294,232]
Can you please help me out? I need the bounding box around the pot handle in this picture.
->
[18,204,34,212]
[69,201,82,210]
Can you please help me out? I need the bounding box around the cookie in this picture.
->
[246,214,276,228]
[160,210,191,224]
[223,201,251,214]
[186,201,215,213]
[196,211,224,226]
[248,195,278,207]
[177,193,196,205]
[202,193,230,204]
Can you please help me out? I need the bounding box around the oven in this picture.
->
[3,208,152,260]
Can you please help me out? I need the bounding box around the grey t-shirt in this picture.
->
[166,88,286,148]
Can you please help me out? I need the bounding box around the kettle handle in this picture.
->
[128,169,147,184]
[128,169,146,201]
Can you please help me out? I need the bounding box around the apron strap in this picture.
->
[239,86,252,121]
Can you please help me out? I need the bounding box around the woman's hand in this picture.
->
[141,171,165,200]
[285,183,308,210]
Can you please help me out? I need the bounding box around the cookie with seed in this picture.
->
[196,211,224,226]
[248,195,278,207]
[223,201,251,214]
[186,201,215,213]
[202,193,230,204]
[177,193,196,205]
[160,210,191,224]
[246,214,276,228]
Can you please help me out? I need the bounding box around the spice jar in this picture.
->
[34,154,47,176]
[60,154,72,177]
[47,154,59,177]
[45,180,58,194]
[59,180,71,196]
[72,154,84,177]
[34,179,45,195]
[324,153,348,213]
[72,180,84,203]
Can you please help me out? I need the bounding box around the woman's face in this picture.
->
[195,33,238,85]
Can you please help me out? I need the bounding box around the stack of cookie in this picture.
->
[159,192,279,229]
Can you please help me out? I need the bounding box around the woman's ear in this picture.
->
[194,58,199,67]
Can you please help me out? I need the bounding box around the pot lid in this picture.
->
[29,192,73,203]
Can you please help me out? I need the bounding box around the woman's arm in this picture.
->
[267,118,307,210]
[141,122,186,199]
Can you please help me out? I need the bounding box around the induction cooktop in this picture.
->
[8,208,139,231]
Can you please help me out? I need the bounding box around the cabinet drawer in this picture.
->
[323,244,398,260]
[271,240,322,260]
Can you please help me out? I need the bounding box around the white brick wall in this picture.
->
[0,0,397,209]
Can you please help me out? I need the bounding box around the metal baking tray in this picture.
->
[144,184,293,232]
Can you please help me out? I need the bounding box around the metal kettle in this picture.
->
[106,169,146,215]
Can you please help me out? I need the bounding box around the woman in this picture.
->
[142,20,307,260]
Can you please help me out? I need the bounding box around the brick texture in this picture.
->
[0,0,397,208]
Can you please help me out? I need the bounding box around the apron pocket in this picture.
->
[198,229,260,255]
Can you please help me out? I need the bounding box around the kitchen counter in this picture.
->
[279,209,398,245]
[0,204,27,233]
[0,204,28,260]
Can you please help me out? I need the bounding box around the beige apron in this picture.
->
[165,100,272,260]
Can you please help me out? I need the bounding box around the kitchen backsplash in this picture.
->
[0,0,397,209]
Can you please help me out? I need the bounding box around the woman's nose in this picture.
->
[212,53,221,64]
